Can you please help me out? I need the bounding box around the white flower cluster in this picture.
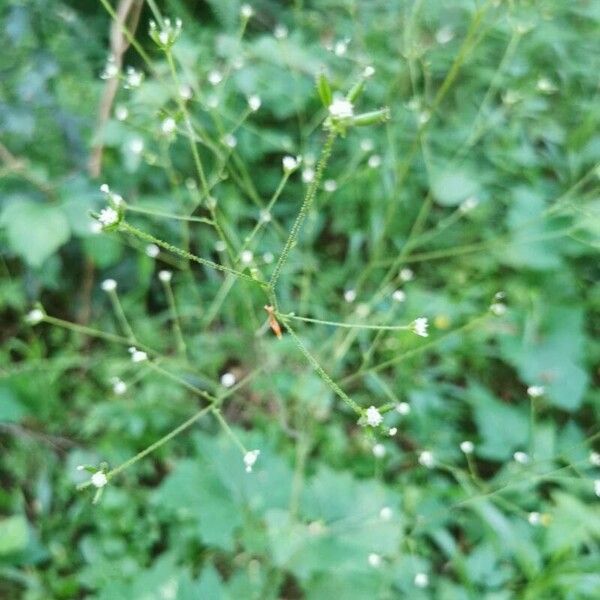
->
[282,155,301,174]
[97,184,124,230]
[149,17,183,48]
[128,346,148,363]
[329,97,354,120]
[411,317,429,337]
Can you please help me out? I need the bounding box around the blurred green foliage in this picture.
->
[1,0,599,598]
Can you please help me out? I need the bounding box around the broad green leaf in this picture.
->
[0,515,28,556]
[1,198,70,267]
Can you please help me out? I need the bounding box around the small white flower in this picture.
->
[459,196,478,213]
[367,553,382,568]
[161,117,176,135]
[328,97,354,119]
[129,138,144,155]
[263,252,274,264]
[259,209,272,223]
[302,168,315,183]
[396,402,411,415]
[392,289,406,303]
[419,450,434,468]
[282,155,301,173]
[412,317,429,338]
[528,511,541,525]
[460,440,474,454]
[129,347,148,363]
[98,207,119,227]
[115,105,128,121]
[388,427,398,436]
[368,154,381,169]
[334,40,348,57]
[589,452,600,466]
[241,250,253,264]
[527,385,545,398]
[243,449,260,472]
[100,55,119,80]
[220,372,236,388]
[149,17,182,48]
[159,31,169,45]
[399,268,414,282]
[179,84,193,100]
[158,270,172,283]
[141,246,158,262]
[365,405,383,427]
[344,289,357,303]
[536,77,556,94]
[513,451,530,465]
[372,444,386,458]
[214,240,227,252]
[379,506,393,521]
[360,138,374,152]
[324,179,337,192]
[101,278,117,292]
[223,134,237,148]
[418,111,430,125]
[490,302,507,316]
[91,471,108,488]
[125,67,143,89]
[240,4,254,19]
[363,65,375,78]
[595,480,600,498]
[112,378,127,395]
[248,95,261,112]
[90,222,103,234]
[208,70,223,86]
[414,573,429,588]
[435,26,455,44]
[25,308,44,325]
[274,24,288,39]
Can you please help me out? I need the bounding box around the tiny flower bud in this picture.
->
[372,443,386,458]
[418,450,434,468]
[368,553,382,568]
[396,402,411,415]
[128,347,148,363]
[25,308,44,325]
[145,244,160,258]
[158,270,172,283]
[344,289,356,303]
[220,372,236,388]
[513,451,530,464]
[411,317,429,337]
[248,95,261,112]
[414,573,429,588]
[379,506,393,520]
[392,289,406,302]
[365,406,383,427]
[91,471,108,488]
[282,155,301,173]
[243,449,260,472]
[460,440,474,454]
[527,385,545,398]
[101,278,117,292]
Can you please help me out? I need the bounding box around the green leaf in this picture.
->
[1,199,70,267]
[431,168,479,207]
[0,386,27,423]
[0,515,28,556]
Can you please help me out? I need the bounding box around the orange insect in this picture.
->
[264,305,282,339]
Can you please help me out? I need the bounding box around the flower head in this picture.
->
[411,317,429,337]
[91,471,108,488]
[513,451,530,465]
[379,506,393,521]
[101,278,117,292]
[328,97,354,120]
[368,154,382,168]
[240,250,253,265]
[392,289,406,303]
[365,405,383,427]
[179,84,193,100]
[145,244,160,258]
[243,449,260,472]
[220,372,236,388]
[282,155,301,173]
[399,268,414,282]
[98,207,119,228]
[396,402,411,415]
[419,450,434,468]
[161,117,176,135]
[149,17,182,48]
[158,270,172,283]
[25,308,44,325]
[460,440,475,454]
[129,346,148,363]
[274,24,288,39]
[414,573,429,588]
[248,95,261,112]
[363,65,376,78]
[124,67,143,89]
[368,553,382,568]
[240,4,254,19]
[590,452,600,466]
[111,378,127,395]
[344,289,357,303]
[208,70,223,86]
[527,385,545,398]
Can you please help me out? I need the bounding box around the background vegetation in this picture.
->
[1,0,599,598]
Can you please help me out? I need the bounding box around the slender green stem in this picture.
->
[161,279,187,355]
[120,221,266,287]
[146,361,215,404]
[212,408,247,453]
[282,320,361,416]
[280,312,411,331]
[107,406,212,479]
[126,203,213,225]
[107,289,136,341]
[42,315,153,353]
[269,131,337,296]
